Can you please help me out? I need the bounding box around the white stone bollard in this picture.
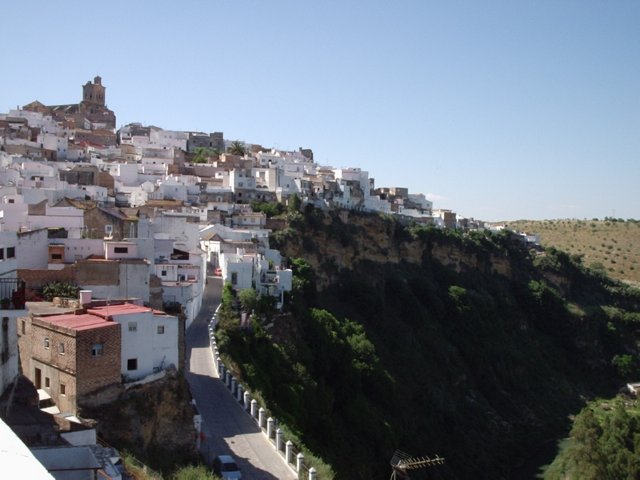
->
[267,417,274,439]
[244,391,251,410]
[286,441,293,464]
[275,428,283,452]
[308,467,317,480]
[258,407,265,429]
[218,362,224,377]
[237,384,243,402]
[251,399,258,417]
[296,452,304,473]
[231,378,237,395]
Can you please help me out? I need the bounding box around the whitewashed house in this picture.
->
[86,302,180,381]
[0,232,27,394]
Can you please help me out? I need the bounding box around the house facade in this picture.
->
[85,303,180,381]
[18,305,122,416]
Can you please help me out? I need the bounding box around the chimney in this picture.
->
[79,290,92,307]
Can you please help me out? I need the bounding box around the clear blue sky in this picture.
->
[2,1,639,221]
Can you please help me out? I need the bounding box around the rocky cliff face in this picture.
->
[79,368,198,472]
[261,208,638,479]
[274,209,515,287]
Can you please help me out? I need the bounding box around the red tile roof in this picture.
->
[41,313,114,332]
[87,303,153,318]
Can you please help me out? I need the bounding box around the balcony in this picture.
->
[259,271,279,285]
[0,278,26,310]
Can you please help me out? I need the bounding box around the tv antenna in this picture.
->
[389,450,445,480]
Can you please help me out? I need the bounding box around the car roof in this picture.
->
[216,454,235,462]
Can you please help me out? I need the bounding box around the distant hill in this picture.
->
[501,219,640,287]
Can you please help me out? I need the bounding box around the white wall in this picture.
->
[107,163,138,186]
[0,419,55,479]
[0,203,28,232]
[0,232,18,277]
[17,229,49,269]
[105,241,138,260]
[220,253,254,290]
[58,239,104,263]
[28,205,84,237]
[107,308,179,381]
[0,312,20,396]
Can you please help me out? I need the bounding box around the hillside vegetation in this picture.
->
[216,208,640,479]
[503,219,640,287]
[544,395,640,479]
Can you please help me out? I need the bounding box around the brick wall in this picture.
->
[21,316,121,415]
[76,325,121,396]
[75,261,119,285]
[18,266,76,291]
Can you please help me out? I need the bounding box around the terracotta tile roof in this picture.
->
[38,313,115,332]
[87,303,153,318]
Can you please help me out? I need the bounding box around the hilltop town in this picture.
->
[0,76,474,477]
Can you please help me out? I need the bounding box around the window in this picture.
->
[51,253,62,260]
[0,249,4,260]
[161,270,167,277]
[21,320,25,335]
[128,322,137,332]
[231,272,238,286]
[157,325,165,335]
[59,343,65,355]
[6,247,14,258]
[127,358,138,371]
[91,343,103,357]
[114,247,129,254]
[45,377,50,388]
[44,337,50,349]
[60,383,66,395]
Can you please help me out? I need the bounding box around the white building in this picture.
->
[86,303,179,381]
[0,418,55,480]
[149,127,189,150]
[0,232,27,394]
[28,204,85,238]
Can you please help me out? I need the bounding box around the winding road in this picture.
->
[185,275,297,480]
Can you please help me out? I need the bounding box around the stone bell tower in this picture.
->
[82,76,106,106]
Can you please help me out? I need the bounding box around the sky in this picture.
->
[2,1,639,222]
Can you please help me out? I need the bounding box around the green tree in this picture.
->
[250,200,284,218]
[288,193,301,213]
[40,281,80,301]
[228,141,246,156]
[238,288,257,313]
[192,147,217,164]
[612,354,637,379]
[171,464,220,480]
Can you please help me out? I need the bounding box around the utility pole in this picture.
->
[389,450,445,480]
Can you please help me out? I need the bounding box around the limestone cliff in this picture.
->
[79,368,198,473]
[272,209,515,288]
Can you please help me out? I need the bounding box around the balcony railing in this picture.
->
[0,278,26,310]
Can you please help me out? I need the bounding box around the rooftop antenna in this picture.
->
[389,450,445,480]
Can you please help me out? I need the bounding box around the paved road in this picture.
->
[185,276,297,480]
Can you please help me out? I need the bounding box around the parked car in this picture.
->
[213,454,242,479]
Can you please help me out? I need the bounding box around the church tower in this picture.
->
[82,76,106,106]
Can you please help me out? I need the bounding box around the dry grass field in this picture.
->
[500,219,640,288]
